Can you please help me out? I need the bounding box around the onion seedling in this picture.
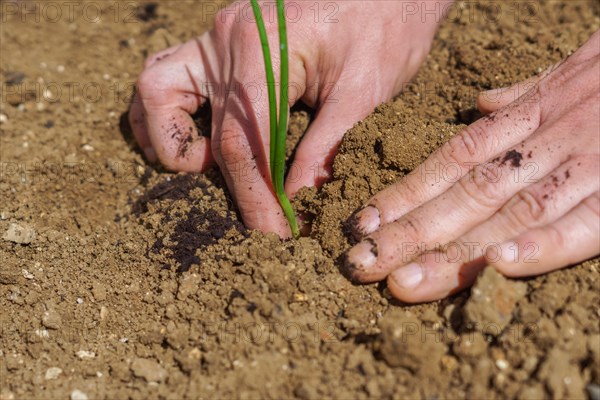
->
[250,0,299,238]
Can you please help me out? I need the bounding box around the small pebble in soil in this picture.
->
[57,65,65,73]
[34,329,49,338]
[76,298,84,304]
[70,390,88,400]
[495,359,509,370]
[75,351,95,359]
[44,367,63,380]
[0,114,7,123]
[100,306,108,320]
[21,269,34,280]
[3,223,37,244]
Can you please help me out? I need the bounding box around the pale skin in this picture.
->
[131,1,600,303]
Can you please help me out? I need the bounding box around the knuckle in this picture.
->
[535,76,552,104]
[522,79,542,104]
[136,68,177,110]
[440,123,486,165]
[136,70,154,95]
[503,189,548,228]
[457,166,503,210]
[536,63,575,105]
[136,68,165,100]
[397,217,423,247]
[214,126,246,162]
[393,175,425,207]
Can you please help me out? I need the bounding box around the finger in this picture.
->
[386,252,486,304]
[128,92,156,161]
[285,97,373,197]
[477,69,550,114]
[473,155,599,239]
[352,58,598,242]
[130,45,183,161]
[477,31,599,117]
[386,157,598,303]
[209,14,310,236]
[345,117,578,283]
[136,38,215,172]
[213,95,291,237]
[349,95,542,239]
[488,191,600,277]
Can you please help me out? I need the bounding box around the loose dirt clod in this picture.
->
[463,267,527,335]
[41,310,62,330]
[538,348,586,399]
[130,358,168,383]
[375,310,446,374]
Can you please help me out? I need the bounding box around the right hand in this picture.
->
[130,1,445,236]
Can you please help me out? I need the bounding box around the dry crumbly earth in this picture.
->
[1,1,599,399]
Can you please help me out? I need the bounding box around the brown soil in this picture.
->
[1,1,599,399]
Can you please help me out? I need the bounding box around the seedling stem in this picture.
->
[250,0,300,238]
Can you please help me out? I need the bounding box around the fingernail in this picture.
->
[391,263,424,289]
[144,147,156,162]
[481,87,511,102]
[486,240,517,264]
[351,205,380,239]
[342,238,378,279]
[483,86,511,95]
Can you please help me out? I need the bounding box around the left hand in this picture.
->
[343,30,600,303]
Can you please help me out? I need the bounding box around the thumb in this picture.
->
[477,66,553,113]
[285,97,374,197]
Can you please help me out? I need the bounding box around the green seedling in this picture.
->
[250,0,299,238]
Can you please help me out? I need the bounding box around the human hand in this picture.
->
[344,30,600,303]
[129,1,444,237]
